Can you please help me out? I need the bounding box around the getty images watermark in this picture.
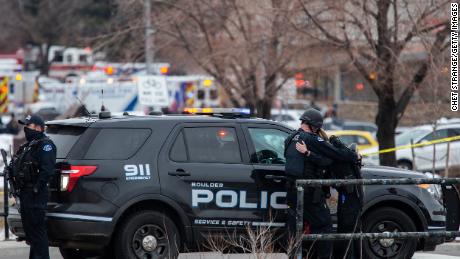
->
[452,3,459,111]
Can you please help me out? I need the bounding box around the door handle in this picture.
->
[168,169,190,177]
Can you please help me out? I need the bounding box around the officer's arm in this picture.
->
[310,138,358,162]
[38,142,57,191]
[296,139,333,167]
[306,151,334,167]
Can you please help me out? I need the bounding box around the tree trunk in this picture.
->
[376,96,398,167]
[256,98,272,119]
[39,44,51,76]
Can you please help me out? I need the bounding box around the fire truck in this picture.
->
[38,74,220,114]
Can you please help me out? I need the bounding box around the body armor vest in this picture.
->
[284,129,324,179]
[10,139,44,189]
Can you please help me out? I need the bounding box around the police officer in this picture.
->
[285,108,359,259]
[297,136,362,259]
[15,114,56,259]
[328,136,363,259]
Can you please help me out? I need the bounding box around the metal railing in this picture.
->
[295,177,460,259]
[0,171,9,240]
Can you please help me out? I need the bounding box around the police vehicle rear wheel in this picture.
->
[362,207,417,259]
[115,210,180,259]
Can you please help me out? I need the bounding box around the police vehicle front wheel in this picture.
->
[115,210,181,259]
[362,207,417,259]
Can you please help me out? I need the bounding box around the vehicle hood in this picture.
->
[361,165,427,179]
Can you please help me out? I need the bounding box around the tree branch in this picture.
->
[395,25,450,121]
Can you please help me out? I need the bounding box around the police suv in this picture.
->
[7,108,460,259]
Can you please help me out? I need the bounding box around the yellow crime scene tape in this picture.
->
[361,135,460,156]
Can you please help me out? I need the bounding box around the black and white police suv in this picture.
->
[7,108,460,259]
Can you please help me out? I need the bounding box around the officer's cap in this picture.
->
[18,114,45,128]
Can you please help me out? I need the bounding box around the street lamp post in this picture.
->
[144,0,154,75]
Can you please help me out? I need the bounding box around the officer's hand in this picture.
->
[295,141,309,154]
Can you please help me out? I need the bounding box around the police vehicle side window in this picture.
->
[247,128,288,165]
[183,127,242,163]
[83,128,151,160]
[169,131,188,162]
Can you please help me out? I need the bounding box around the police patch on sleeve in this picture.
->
[43,144,53,152]
[317,136,324,142]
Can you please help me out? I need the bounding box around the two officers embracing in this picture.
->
[285,108,363,259]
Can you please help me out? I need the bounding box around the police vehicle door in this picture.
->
[241,123,291,226]
[158,123,261,234]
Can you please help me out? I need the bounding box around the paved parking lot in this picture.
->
[0,241,458,259]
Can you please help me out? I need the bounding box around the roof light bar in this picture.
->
[183,108,251,116]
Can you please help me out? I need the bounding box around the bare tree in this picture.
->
[0,0,107,75]
[296,0,451,166]
[151,0,313,118]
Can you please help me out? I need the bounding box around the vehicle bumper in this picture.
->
[7,208,113,250]
[422,227,447,251]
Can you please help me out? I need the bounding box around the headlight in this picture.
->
[418,183,443,203]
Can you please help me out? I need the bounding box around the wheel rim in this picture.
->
[368,220,405,258]
[132,224,169,259]
[398,163,410,170]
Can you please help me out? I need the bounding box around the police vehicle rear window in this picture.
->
[82,128,151,160]
[46,125,87,159]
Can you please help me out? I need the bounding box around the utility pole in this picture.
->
[144,0,154,74]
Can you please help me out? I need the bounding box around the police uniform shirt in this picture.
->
[36,139,57,191]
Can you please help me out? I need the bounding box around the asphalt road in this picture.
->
[0,241,458,259]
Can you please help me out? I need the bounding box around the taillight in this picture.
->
[60,165,97,192]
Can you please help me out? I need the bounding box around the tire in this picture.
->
[362,207,417,259]
[397,160,413,170]
[115,210,181,259]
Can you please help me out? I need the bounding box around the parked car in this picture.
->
[7,109,459,259]
[270,109,303,129]
[327,130,378,152]
[323,118,377,136]
[363,123,460,171]
[395,126,412,135]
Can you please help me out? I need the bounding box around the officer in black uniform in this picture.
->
[15,114,56,259]
[285,108,359,259]
[297,134,362,259]
[328,136,363,259]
